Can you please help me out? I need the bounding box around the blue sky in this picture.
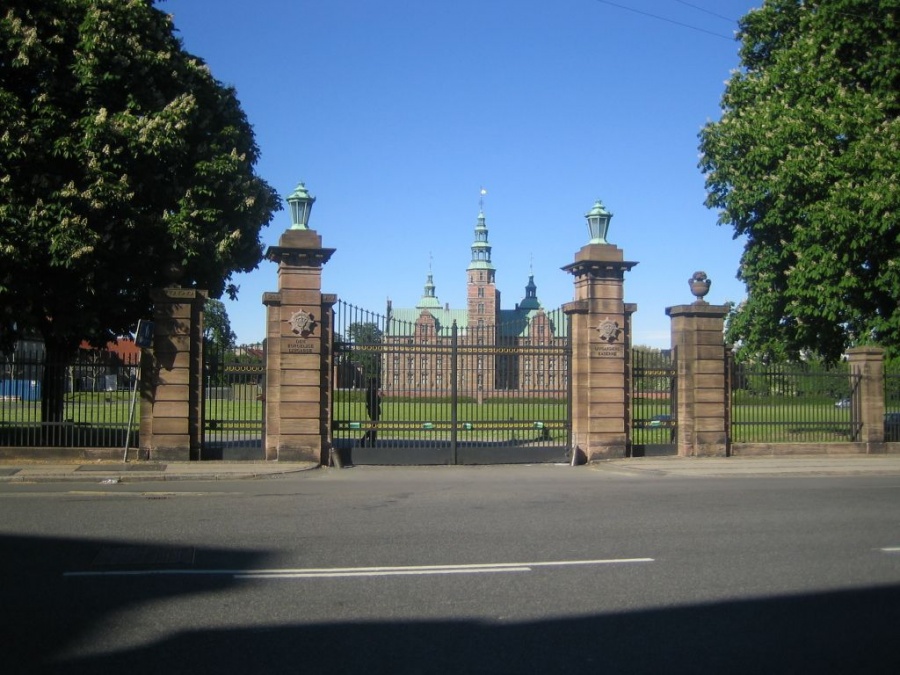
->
[162,0,759,348]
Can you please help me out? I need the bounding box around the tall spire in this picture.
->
[416,270,442,310]
[467,189,494,273]
[518,274,541,311]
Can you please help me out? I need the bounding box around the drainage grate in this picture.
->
[76,464,167,472]
[91,545,195,568]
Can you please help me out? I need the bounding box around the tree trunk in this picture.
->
[41,340,71,444]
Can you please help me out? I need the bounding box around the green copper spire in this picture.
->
[518,274,541,311]
[416,272,442,310]
[467,210,495,272]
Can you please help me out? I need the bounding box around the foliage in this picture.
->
[698,0,900,362]
[0,1,279,348]
[0,0,279,420]
[345,322,383,381]
[203,298,236,353]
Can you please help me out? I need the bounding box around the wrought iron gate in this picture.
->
[202,342,265,460]
[630,347,677,456]
[332,301,571,465]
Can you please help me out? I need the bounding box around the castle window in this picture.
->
[477,287,484,298]
[478,303,484,314]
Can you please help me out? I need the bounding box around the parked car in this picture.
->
[835,398,851,408]
[885,413,900,442]
[648,414,674,428]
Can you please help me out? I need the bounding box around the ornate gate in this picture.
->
[630,347,677,456]
[202,342,265,460]
[332,301,571,465]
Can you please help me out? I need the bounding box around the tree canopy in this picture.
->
[698,0,900,362]
[0,0,280,356]
[203,298,236,354]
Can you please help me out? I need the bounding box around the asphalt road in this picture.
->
[2,465,899,674]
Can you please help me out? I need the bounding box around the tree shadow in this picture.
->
[5,532,898,674]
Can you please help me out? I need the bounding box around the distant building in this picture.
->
[383,208,567,397]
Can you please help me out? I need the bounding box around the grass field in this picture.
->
[0,391,867,447]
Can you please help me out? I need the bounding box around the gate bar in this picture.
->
[450,320,458,465]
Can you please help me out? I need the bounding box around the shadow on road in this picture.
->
[4,533,898,674]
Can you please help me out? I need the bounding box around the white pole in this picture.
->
[123,359,140,462]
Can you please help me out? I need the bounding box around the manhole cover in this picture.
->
[91,545,195,568]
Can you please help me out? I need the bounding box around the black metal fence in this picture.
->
[202,341,265,459]
[884,362,900,442]
[731,361,860,443]
[0,341,141,448]
[630,348,676,455]
[332,301,571,464]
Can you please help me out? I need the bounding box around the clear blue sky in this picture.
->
[162,0,759,348]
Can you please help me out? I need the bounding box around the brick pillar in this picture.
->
[666,292,729,457]
[563,243,638,461]
[263,229,335,463]
[140,287,207,461]
[847,346,885,452]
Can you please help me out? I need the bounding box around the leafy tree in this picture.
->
[698,0,900,362]
[347,322,383,384]
[203,298,236,355]
[0,0,280,422]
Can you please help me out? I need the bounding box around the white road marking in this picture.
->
[880,547,900,553]
[64,557,654,579]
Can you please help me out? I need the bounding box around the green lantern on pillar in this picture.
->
[585,200,612,245]
[287,182,316,230]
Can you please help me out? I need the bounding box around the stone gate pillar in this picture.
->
[140,286,207,461]
[666,272,729,457]
[562,200,637,462]
[263,182,335,463]
[847,346,885,451]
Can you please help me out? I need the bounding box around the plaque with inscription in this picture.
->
[591,343,625,358]
[285,338,316,355]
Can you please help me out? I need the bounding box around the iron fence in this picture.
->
[332,300,570,464]
[731,361,860,443]
[0,341,141,448]
[884,362,900,442]
[202,341,265,459]
[630,348,676,454]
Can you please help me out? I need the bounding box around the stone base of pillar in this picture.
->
[586,444,628,461]
[269,438,322,463]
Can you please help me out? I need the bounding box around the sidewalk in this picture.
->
[0,460,319,483]
[3,455,900,483]
[593,454,900,477]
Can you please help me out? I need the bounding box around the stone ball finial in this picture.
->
[689,271,711,303]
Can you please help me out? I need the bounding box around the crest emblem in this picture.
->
[287,309,317,337]
[596,318,621,344]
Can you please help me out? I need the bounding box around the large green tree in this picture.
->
[0,0,280,421]
[699,0,900,362]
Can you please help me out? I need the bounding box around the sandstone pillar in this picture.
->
[563,243,637,461]
[847,346,885,452]
[263,229,335,463]
[666,273,729,457]
[140,287,207,461]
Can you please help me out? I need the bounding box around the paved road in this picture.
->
[3,465,899,674]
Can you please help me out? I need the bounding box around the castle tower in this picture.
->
[466,207,500,335]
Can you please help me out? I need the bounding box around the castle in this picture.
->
[382,208,568,397]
